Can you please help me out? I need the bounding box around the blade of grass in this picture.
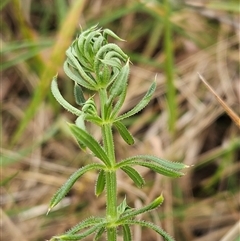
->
[198,73,240,128]
[163,0,177,133]
[12,0,44,75]
[1,46,52,71]
[0,0,11,10]
[207,2,240,13]
[1,39,53,54]
[87,2,141,26]
[55,0,69,27]
[11,0,87,145]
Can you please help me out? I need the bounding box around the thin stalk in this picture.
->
[163,0,177,133]
[99,88,117,240]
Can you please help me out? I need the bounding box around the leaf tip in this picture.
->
[46,207,52,215]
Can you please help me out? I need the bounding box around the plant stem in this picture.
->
[99,88,117,240]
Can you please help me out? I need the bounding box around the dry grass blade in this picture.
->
[198,73,240,128]
[220,220,240,241]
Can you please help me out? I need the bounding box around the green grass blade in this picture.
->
[0,0,11,9]
[163,0,177,133]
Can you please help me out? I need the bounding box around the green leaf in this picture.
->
[120,195,164,221]
[51,76,82,116]
[128,155,188,171]
[113,121,134,145]
[100,58,122,69]
[95,170,106,196]
[121,166,145,188]
[116,81,156,121]
[117,155,188,172]
[123,224,132,241]
[137,161,184,178]
[94,43,128,83]
[66,47,97,88]
[74,82,86,106]
[55,224,103,240]
[75,115,86,130]
[110,84,127,119]
[108,60,129,101]
[66,217,104,234]
[103,102,113,120]
[116,157,186,178]
[82,97,97,115]
[68,123,111,167]
[48,163,105,212]
[117,197,131,217]
[63,61,95,90]
[75,115,86,149]
[121,220,174,241]
[103,28,125,41]
[84,114,103,126]
[94,227,105,241]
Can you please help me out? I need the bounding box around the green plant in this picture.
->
[48,25,188,241]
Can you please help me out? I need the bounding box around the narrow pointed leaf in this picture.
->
[48,163,105,211]
[56,224,103,240]
[100,58,122,69]
[103,102,112,120]
[66,47,97,87]
[123,225,132,241]
[121,166,145,188]
[113,121,134,145]
[116,81,156,121]
[95,170,106,196]
[84,114,103,126]
[110,85,127,119]
[117,159,185,178]
[121,220,174,241]
[137,161,184,177]
[74,82,86,106]
[66,217,104,234]
[120,195,164,221]
[117,197,131,216]
[109,61,129,100]
[117,155,188,171]
[68,123,111,167]
[94,227,105,241]
[63,61,95,90]
[103,28,125,41]
[51,76,82,116]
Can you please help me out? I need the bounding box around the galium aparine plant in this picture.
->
[48,25,188,241]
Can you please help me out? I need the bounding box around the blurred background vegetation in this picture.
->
[1,0,240,240]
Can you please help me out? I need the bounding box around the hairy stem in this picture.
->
[99,88,117,240]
